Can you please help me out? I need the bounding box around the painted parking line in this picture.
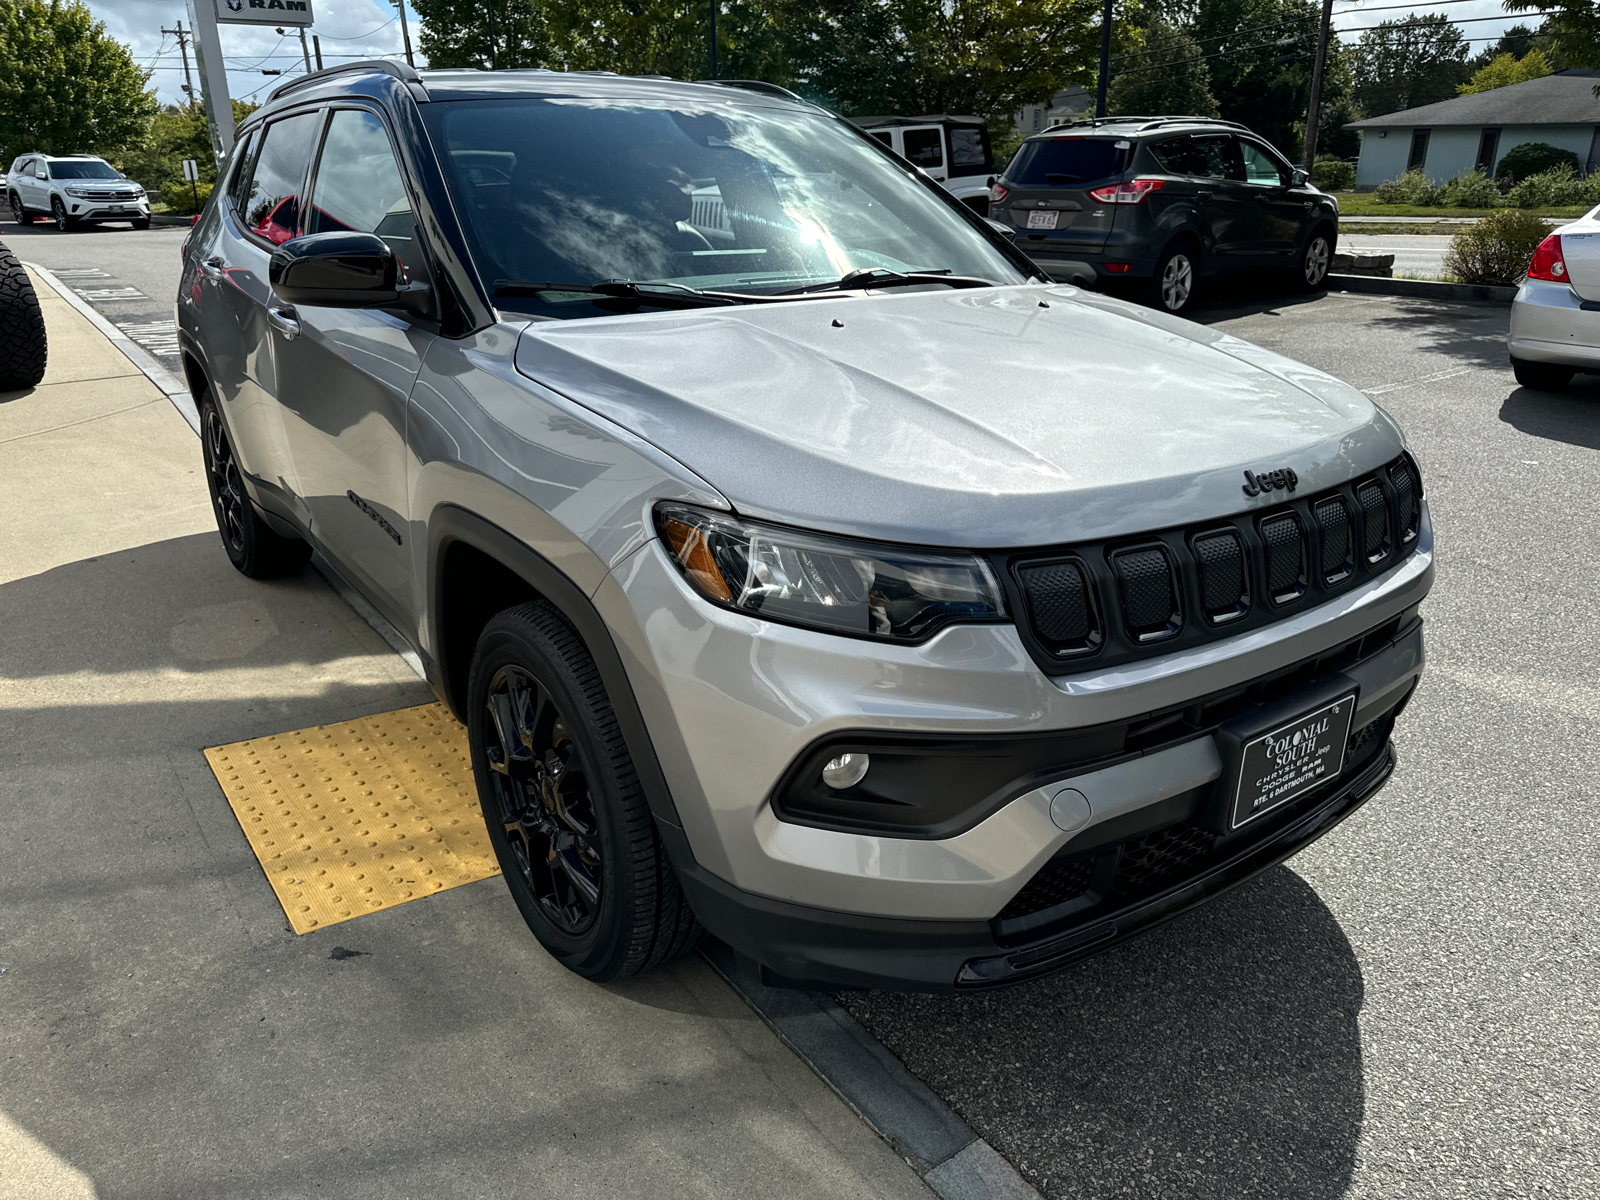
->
[204,702,497,934]
[1362,366,1475,396]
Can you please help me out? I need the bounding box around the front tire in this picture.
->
[198,391,311,577]
[1511,356,1574,391]
[467,602,700,982]
[132,217,151,231]
[1294,228,1334,291]
[1144,243,1199,315]
[9,193,33,225]
[51,198,76,232]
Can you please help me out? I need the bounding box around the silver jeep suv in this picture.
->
[177,63,1432,992]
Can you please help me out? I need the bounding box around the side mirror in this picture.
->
[985,217,1016,240]
[1291,168,1309,187]
[269,231,401,306]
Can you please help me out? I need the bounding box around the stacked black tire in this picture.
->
[0,239,47,390]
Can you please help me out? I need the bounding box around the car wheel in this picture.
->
[1145,244,1199,315]
[132,217,151,231]
[1511,356,1575,391]
[467,602,700,982]
[1295,230,1333,291]
[9,192,33,226]
[0,239,48,390]
[198,391,312,577]
[51,198,76,232]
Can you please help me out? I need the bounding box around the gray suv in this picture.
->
[996,117,1339,315]
[177,64,1432,992]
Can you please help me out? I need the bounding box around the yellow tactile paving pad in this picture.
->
[204,703,499,934]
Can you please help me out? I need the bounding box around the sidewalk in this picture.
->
[0,274,935,1200]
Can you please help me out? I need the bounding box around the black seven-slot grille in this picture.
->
[1005,454,1422,674]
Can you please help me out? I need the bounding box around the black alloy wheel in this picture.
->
[197,391,311,577]
[467,602,700,982]
[9,193,32,225]
[51,198,74,232]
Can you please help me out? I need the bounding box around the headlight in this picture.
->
[655,503,1006,643]
[64,187,90,197]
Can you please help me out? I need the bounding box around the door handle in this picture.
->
[199,256,225,281]
[266,303,300,340]
[1195,190,1213,199]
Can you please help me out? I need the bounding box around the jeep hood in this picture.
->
[512,285,1405,548]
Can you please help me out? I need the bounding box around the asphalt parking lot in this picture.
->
[3,226,1596,1198]
[842,287,1600,1198]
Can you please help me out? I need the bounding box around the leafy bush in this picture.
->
[159,178,212,214]
[1438,170,1502,209]
[1311,156,1355,191]
[1373,169,1442,206]
[1495,142,1579,183]
[1507,163,1588,208]
[1443,210,1550,285]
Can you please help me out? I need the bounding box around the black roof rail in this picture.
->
[269,59,423,102]
[707,79,806,103]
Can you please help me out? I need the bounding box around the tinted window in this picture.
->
[1006,138,1122,185]
[226,128,259,218]
[903,128,944,169]
[242,111,321,246]
[421,98,1025,319]
[48,160,120,179]
[307,109,427,282]
[868,130,893,148]
[1239,139,1286,185]
[949,126,992,171]
[1191,135,1238,180]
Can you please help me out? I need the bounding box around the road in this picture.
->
[841,287,1599,1199]
[1340,234,1452,280]
[1,218,187,374]
[8,230,1597,1199]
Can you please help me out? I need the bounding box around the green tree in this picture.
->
[0,0,159,165]
[1503,0,1599,77]
[111,100,257,189]
[772,0,1122,126]
[1458,50,1552,95]
[1469,23,1564,72]
[1107,18,1219,117]
[1351,13,1470,117]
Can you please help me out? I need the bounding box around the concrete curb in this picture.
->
[23,261,200,432]
[1327,273,1517,305]
[701,942,1039,1199]
[150,213,198,227]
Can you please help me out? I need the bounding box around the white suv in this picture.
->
[7,153,150,231]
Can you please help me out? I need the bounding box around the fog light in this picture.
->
[821,752,870,790]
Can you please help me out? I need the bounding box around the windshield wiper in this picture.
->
[778,268,996,296]
[494,278,743,309]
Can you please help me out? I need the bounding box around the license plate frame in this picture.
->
[1226,692,1357,830]
[1026,210,1059,230]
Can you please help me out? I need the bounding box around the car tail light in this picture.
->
[1087,179,1165,205]
[990,182,1009,204]
[1527,234,1567,282]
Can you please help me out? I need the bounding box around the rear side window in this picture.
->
[1006,138,1122,185]
[949,126,993,172]
[903,128,944,169]
[241,111,321,246]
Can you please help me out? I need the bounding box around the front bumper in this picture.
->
[1509,278,1600,370]
[65,197,149,221]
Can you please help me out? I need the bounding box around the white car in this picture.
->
[6,153,150,231]
[851,115,997,215]
[1508,207,1600,389]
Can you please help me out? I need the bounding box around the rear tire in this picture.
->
[1144,243,1199,315]
[1511,357,1574,391]
[198,391,311,578]
[467,602,700,982]
[0,240,47,390]
[9,192,33,225]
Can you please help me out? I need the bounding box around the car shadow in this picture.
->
[1499,377,1600,449]
[837,865,1363,1200]
[1359,299,1510,370]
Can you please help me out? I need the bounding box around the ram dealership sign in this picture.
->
[214,0,314,26]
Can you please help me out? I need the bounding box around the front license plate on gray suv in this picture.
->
[1230,694,1356,829]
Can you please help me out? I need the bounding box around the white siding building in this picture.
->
[1346,69,1600,187]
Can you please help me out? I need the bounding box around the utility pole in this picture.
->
[299,27,313,73]
[1301,0,1336,170]
[162,21,196,107]
[394,0,415,68]
[708,0,718,79]
[313,35,324,70]
[1096,0,1113,118]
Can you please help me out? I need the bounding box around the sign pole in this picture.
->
[187,0,235,166]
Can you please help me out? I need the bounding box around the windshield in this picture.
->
[420,97,1028,318]
[49,161,121,180]
[1005,138,1123,186]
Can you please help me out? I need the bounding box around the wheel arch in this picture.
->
[428,504,683,829]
